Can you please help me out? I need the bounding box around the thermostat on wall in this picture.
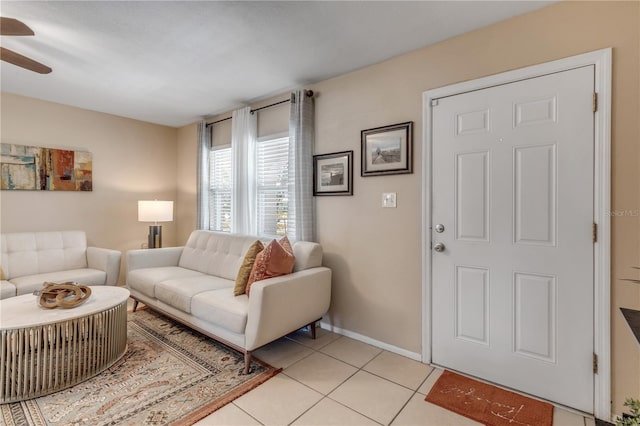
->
[382,192,397,208]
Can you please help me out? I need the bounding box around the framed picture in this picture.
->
[313,150,353,196]
[361,121,413,176]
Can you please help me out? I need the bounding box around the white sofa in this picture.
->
[126,230,332,373]
[0,230,122,299]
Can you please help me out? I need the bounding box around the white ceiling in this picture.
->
[0,1,554,128]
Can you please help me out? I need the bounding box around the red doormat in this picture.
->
[425,370,553,426]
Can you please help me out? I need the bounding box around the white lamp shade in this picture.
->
[138,200,174,222]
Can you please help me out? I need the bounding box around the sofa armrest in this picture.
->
[244,267,332,351]
[126,247,184,274]
[1,280,16,299]
[86,247,122,286]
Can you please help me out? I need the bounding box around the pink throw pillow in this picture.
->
[246,236,295,297]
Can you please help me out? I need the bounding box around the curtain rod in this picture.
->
[205,90,314,128]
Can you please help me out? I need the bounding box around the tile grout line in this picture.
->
[388,389,419,426]
[387,369,438,426]
[230,401,266,426]
[322,394,385,426]
[223,336,319,426]
[286,396,325,426]
[360,368,433,395]
[204,332,451,425]
[282,337,435,426]
[295,333,384,370]
[283,336,368,425]
[282,334,387,425]
[315,340,384,369]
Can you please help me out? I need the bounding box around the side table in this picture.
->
[0,286,129,403]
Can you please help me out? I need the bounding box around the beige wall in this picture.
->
[176,122,197,245]
[178,1,639,414]
[0,93,179,282]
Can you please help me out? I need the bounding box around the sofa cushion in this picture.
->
[1,231,88,280]
[246,237,295,297]
[292,241,323,272]
[156,275,234,313]
[1,280,16,299]
[9,268,107,296]
[128,267,204,298]
[179,231,259,281]
[234,240,264,296]
[191,289,249,334]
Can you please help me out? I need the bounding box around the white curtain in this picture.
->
[231,107,257,235]
[196,120,210,230]
[288,90,315,242]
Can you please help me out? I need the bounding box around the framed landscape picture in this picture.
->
[361,121,413,176]
[313,150,353,196]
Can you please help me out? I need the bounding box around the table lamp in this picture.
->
[138,200,173,248]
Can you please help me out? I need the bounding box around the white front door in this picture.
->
[431,66,595,412]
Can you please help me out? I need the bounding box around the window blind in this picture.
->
[256,137,290,237]
[209,146,232,232]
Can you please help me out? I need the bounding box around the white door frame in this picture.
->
[421,48,612,419]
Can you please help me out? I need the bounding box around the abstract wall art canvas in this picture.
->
[0,144,92,191]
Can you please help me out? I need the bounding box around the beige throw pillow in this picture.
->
[234,240,264,296]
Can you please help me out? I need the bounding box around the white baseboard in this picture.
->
[319,321,422,362]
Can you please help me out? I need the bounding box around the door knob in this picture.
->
[433,242,445,253]
[435,224,445,233]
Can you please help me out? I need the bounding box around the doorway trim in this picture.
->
[421,48,612,419]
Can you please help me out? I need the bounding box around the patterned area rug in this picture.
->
[1,308,280,426]
[425,370,553,426]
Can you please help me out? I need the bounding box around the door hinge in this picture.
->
[593,93,598,113]
[593,222,598,243]
[593,353,598,374]
[431,99,439,107]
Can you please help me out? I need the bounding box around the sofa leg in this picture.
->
[307,320,317,340]
[244,351,252,374]
[132,299,139,312]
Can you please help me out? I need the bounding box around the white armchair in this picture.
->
[1,231,122,299]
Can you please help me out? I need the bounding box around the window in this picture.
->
[208,136,290,238]
[256,136,290,237]
[209,145,232,232]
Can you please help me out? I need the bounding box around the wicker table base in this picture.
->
[0,286,129,403]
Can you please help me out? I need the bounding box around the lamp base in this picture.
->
[148,225,162,249]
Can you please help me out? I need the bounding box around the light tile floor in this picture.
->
[194,327,596,426]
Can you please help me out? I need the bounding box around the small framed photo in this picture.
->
[361,121,413,177]
[313,150,353,196]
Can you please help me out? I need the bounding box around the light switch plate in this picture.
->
[382,192,397,208]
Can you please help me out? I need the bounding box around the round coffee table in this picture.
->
[0,286,129,403]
